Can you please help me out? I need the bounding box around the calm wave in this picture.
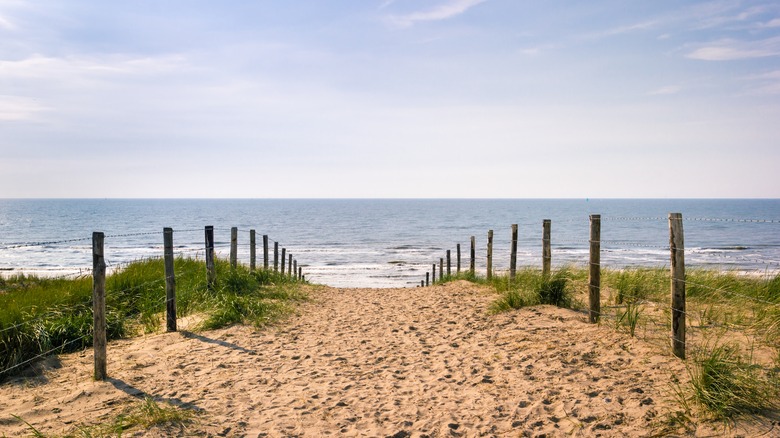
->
[1,199,779,287]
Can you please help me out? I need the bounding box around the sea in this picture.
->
[1,199,779,288]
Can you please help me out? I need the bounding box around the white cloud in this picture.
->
[688,1,767,30]
[748,70,780,80]
[0,14,15,30]
[0,95,49,121]
[519,47,541,56]
[743,70,780,94]
[378,0,397,9]
[759,17,780,28]
[0,54,189,79]
[389,0,487,27]
[598,20,659,38]
[686,36,780,60]
[648,85,681,95]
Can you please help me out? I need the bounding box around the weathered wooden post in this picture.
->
[230,227,238,269]
[510,224,518,281]
[669,213,686,359]
[163,228,176,332]
[293,260,297,280]
[456,243,461,274]
[289,254,293,278]
[250,229,256,271]
[298,267,302,281]
[281,248,286,275]
[263,235,269,270]
[274,242,279,272]
[487,230,493,280]
[92,232,107,381]
[432,263,437,284]
[542,219,551,278]
[440,258,444,281]
[426,272,430,287]
[470,236,476,275]
[588,215,601,323]
[446,250,451,277]
[205,226,216,291]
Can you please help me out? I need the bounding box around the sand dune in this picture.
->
[0,281,774,437]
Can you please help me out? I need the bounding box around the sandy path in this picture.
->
[0,282,768,437]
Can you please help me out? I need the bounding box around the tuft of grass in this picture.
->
[489,289,536,313]
[538,269,572,307]
[487,268,574,313]
[128,397,194,429]
[0,257,306,380]
[615,301,642,337]
[195,260,306,330]
[686,342,779,421]
[607,268,667,304]
[12,396,195,437]
[12,415,46,438]
[198,293,286,330]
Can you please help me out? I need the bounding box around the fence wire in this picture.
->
[0,333,93,377]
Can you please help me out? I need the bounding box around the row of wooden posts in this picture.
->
[90,215,688,380]
[420,213,687,360]
[91,226,304,380]
[421,220,556,287]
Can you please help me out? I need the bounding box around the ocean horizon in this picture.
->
[2,198,779,287]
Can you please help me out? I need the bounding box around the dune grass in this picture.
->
[14,396,195,437]
[486,268,576,312]
[465,266,780,344]
[443,265,780,422]
[682,341,780,423]
[0,257,306,380]
[437,267,578,313]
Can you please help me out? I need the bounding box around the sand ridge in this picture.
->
[0,281,771,437]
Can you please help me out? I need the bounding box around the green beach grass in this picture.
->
[0,257,307,380]
[438,266,780,422]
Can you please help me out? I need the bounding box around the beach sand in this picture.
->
[0,281,774,437]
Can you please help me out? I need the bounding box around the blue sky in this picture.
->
[1,0,779,198]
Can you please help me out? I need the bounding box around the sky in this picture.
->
[1,0,779,198]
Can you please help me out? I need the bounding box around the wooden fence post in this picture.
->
[293,259,297,280]
[446,250,451,277]
[274,242,279,272]
[281,248,286,275]
[230,227,238,269]
[542,219,551,277]
[163,228,177,333]
[92,232,107,381]
[487,230,493,280]
[510,224,518,281]
[205,226,216,291]
[263,235,269,270]
[426,272,429,287]
[669,212,686,359]
[298,267,302,281]
[456,243,461,274]
[588,215,601,323]
[289,254,293,279]
[250,229,256,271]
[440,258,444,281]
[432,263,437,284]
[470,236,476,275]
